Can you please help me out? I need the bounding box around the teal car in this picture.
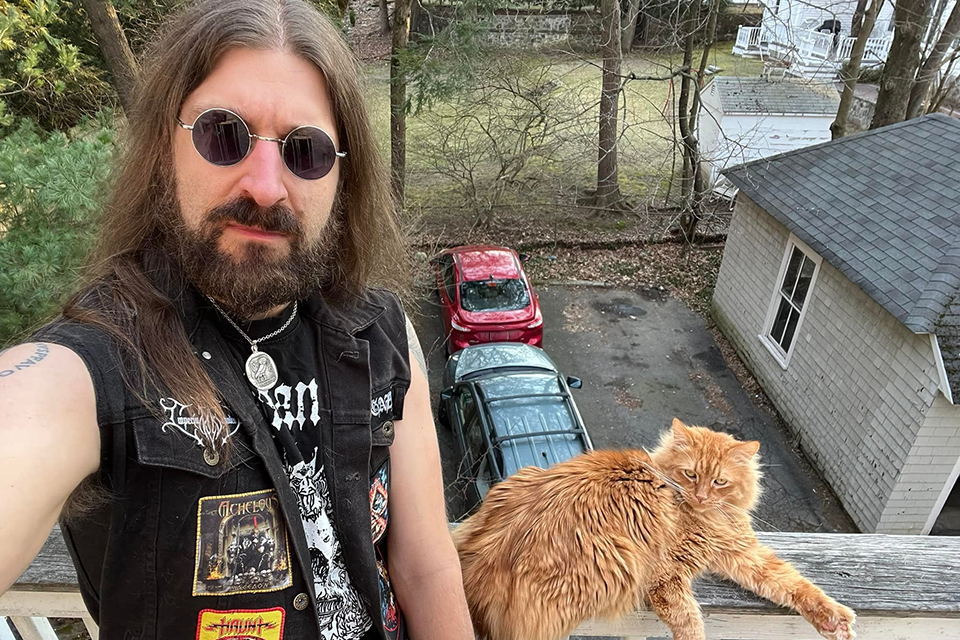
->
[438,343,592,512]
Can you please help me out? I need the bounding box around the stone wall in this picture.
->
[414,7,601,50]
[712,195,960,533]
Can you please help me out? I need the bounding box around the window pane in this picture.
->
[793,257,816,307]
[460,279,531,312]
[780,247,803,297]
[770,297,792,344]
[780,307,800,350]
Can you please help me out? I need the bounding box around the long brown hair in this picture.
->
[64,0,408,452]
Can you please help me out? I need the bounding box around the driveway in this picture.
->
[411,285,856,532]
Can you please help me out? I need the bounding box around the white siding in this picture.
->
[763,0,896,36]
[712,196,960,533]
[697,81,725,183]
[884,395,960,534]
[704,114,834,185]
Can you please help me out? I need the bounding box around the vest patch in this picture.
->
[370,463,389,544]
[196,608,285,640]
[371,389,393,417]
[377,559,400,638]
[193,489,293,596]
[160,397,240,448]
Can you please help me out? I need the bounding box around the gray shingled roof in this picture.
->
[711,77,840,115]
[723,113,960,401]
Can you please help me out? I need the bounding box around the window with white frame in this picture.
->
[761,238,821,366]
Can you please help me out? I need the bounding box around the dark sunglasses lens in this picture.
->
[192,110,250,166]
[282,126,338,180]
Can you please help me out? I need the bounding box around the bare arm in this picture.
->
[386,319,473,640]
[0,343,100,593]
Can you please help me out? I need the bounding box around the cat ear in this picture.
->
[732,440,761,461]
[671,418,692,448]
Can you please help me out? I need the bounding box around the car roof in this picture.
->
[477,373,587,477]
[453,343,557,380]
[451,246,521,281]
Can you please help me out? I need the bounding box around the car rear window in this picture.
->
[460,279,530,312]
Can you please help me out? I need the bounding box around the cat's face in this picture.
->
[653,419,761,513]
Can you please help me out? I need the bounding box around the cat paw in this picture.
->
[809,601,856,640]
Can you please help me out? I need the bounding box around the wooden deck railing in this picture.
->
[3,528,960,639]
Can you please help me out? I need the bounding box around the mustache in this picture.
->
[205,197,302,235]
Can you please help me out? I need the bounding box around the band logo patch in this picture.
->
[194,489,293,596]
[196,608,285,640]
[371,390,393,417]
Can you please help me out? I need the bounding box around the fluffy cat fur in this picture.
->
[452,419,856,640]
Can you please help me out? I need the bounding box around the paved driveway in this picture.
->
[411,285,856,532]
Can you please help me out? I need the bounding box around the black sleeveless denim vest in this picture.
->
[34,285,411,640]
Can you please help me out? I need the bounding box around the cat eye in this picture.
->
[682,469,697,480]
[714,478,728,486]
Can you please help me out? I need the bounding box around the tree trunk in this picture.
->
[851,0,870,38]
[676,0,717,237]
[906,0,960,117]
[410,0,421,37]
[79,0,138,114]
[390,0,413,206]
[380,0,391,34]
[832,0,883,138]
[621,0,642,53]
[928,48,960,112]
[870,0,930,128]
[685,0,718,217]
[595,0,624,210]
[676,2,697,213]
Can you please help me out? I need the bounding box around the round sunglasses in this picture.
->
[176,107,346,180]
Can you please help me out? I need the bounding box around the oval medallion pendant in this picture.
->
[245,349,279,390]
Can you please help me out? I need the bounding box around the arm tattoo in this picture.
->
[0,342,51,379]
[405,316,428,377]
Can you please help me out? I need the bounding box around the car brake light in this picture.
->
[527,315,543,329]
[451,318,470,332]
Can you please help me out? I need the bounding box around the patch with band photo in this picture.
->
[193,489,293,596]
[195,608,285,640]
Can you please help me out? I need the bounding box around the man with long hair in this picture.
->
[0,2,473,639]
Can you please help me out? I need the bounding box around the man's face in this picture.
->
[170,48,343,317]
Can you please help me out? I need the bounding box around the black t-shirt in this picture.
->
[206,300,378,640]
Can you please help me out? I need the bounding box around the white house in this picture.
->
[697,77,839,194]
[712,114,960,536]
[733,0,897,79]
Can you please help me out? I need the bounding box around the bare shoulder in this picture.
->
[0,343,100,591]
[0,342,100,475]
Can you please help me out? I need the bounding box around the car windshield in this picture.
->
[460,279,530,312]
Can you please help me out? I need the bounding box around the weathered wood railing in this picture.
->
[3,529,960,639]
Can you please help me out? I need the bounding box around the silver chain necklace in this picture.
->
[207,297,298,390]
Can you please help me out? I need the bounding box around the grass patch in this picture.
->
[363,41,762,222]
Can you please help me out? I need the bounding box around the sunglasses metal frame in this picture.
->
[176,107,346,179]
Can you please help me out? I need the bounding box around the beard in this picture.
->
[160,194,343,319]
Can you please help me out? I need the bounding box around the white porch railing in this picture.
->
[835,34,894,63]
[795,29,835,61]
[3,527,960,639]
[734,25,763,53]
[735,22,894,72]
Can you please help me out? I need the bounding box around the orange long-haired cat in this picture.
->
[453,419,856,640]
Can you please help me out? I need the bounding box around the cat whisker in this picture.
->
[641,463,686,495]
[711,503,747,533]
[718,500,783,532]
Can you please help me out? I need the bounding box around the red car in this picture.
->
[432,245,543,354]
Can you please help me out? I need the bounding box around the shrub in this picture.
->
[0,114,116,345]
